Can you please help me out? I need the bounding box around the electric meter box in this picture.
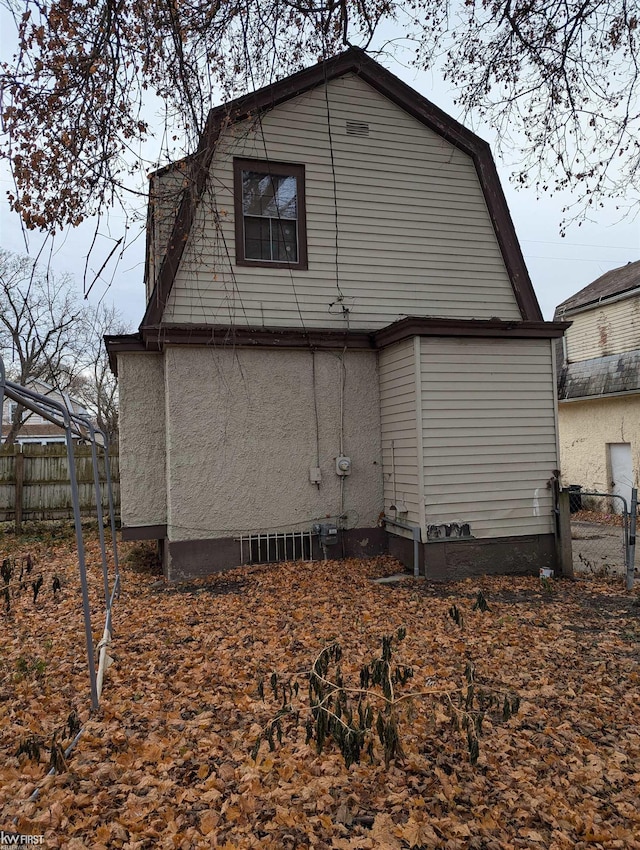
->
[335,456,352,476]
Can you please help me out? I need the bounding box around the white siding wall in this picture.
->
[163,73,521,329]
[420,337,558,538]
[379,340,421,527]
[565,293,640,362]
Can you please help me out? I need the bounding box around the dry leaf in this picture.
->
[371,813,402,850]
[401,816,439,847]
[2,530,640,850]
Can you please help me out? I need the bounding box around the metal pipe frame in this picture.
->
[67,413,118,608]
[628,488,637,592]
[3,380,120,588]
[0,360,120,711]
[1,378,99,709]
[59,409,120,602]
[577,491,629,514]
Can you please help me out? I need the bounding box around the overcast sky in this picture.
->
[1,30,638,327]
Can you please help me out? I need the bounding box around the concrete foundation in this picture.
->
[388,532,558,581]
[164,526,388,582]
[153,526,558,582]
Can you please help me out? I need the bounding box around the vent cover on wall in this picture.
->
[346,120,370,136]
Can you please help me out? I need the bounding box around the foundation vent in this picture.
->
[239,530,315,564]
[346,120,370,136]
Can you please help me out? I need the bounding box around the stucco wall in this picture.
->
[558,395,640,491]
[117,353,167,528]
[163,346,383,542]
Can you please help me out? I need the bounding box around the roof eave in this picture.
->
[556,282,640,318]
[104,332,146,376]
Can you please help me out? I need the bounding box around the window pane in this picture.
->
[242,171,297,220]
[244,216,271,260]
[272,220,298,262]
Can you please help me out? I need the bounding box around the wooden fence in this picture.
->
[0,444,120,526]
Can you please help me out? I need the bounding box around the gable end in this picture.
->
[141,48,541,330]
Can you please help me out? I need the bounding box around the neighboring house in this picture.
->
[1,379,88,445]
[555,260,640,511]
[106,48,567,581]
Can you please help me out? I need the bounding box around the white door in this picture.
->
[609,443,633,513]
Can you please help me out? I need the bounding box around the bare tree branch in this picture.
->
[0,249,127,444]
[0,0,637,234]
[71,303,130,445]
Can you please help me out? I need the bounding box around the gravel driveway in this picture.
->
[571,519,628,576]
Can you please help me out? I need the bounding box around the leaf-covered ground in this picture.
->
[1,525,640,849]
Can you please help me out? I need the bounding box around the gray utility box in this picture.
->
[312,522,338,547]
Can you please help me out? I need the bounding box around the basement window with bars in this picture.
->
[234,158,308,270]
[239,530,314,565]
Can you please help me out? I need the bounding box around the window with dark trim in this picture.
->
[233,158,307,269]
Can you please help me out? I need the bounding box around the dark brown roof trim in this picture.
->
[373,317,569,349]
[140,324,373,350]
[108,318,569,369]
[141,149,210,329]
[140,47,543,330]
[104,333,146,376]
[348,56,540,323]
[121,524,167,542]
[148,152,197,180]
[143,155,202,295]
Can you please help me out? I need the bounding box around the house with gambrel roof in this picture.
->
[107,48,568,581]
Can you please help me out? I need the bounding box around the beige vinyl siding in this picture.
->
[565,294,640,362]
[420,338,558,538]
[379,340,421,528]
[163,73,521,329]
[147,165,188,301]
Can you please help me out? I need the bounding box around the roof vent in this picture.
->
[346,120,370,136]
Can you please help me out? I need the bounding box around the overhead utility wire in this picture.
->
[321,48,345,310]
[234,4,310,338]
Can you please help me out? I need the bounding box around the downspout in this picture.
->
[413,336,427,549]
[0,358,5,437]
